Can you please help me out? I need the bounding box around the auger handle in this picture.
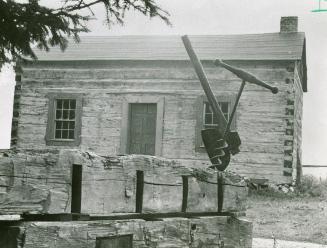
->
[214,59,278,94]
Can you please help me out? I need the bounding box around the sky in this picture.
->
[1,0,327,165]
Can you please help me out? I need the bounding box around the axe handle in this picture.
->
[215,59,278,94]
[181,35,227,135]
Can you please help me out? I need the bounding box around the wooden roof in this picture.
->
[32,33,307,91]
[33,33,305,61]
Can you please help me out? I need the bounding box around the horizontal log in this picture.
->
[0,151,247,215]
[22,66,292,82]
[1,215,252,248]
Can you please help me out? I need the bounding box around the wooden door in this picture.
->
[96,235,133,248]
[128,103,157,155]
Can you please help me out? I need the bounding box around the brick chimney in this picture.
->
[280,16,298,33]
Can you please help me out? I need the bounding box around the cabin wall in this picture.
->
[16,61,296,183]
[292,62,304,182]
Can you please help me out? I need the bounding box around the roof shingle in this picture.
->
[33,33,305,61]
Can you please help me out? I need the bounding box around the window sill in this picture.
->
[50,138,75,141]
[45,138,80,146]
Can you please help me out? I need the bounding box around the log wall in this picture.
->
[292,62,304,181]
[14,60,304,183]
[0,216,252,248]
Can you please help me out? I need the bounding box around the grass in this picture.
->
[246,176,327,244]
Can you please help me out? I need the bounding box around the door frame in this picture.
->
[120,95,164,156]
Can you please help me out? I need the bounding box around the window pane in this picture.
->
[56,110,62,119]
[69,110,75,120]
[62,130,69,139]
[70,121,75,129]
[69,130,74,139]
[57,100,63,109]
[205,103,211,114]
[63,100,69,109]
[55,121,62,130]
[205,114,212,124]
[63,110,69,119]
[63,121,69,129]
[70,100,76,109]
[55,130,61,139]
[213,114,218,124]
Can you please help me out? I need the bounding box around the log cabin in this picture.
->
[11,16,307,184]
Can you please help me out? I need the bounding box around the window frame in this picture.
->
[195,94,237,152]
[45,93,83,146]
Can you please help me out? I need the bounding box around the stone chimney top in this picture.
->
[280,16,298,33]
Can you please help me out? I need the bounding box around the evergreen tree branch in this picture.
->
[0,0,170,66]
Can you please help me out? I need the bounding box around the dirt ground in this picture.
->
[246,195,327,245]
[252,238,327,248]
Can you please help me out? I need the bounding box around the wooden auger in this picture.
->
[181,35,278,171]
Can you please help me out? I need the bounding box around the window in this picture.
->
[55,99,76,140]
[203,102,230,129]
[46,93,82,146]
[195,95,236,152]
